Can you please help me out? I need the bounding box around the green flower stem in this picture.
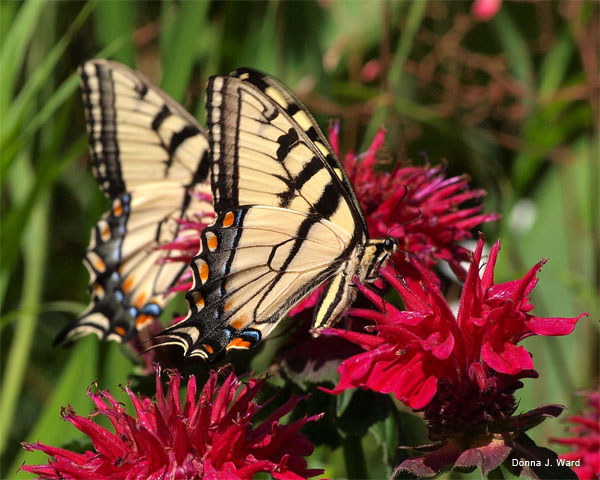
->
[488,466,507,479]
[343,435,368,479]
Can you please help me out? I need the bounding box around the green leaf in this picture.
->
[336,389,389,438]
[0,136,88,306]
[388,0,428,88]
[538,31,574,97]
[0,185,50,456]
[0,1,96,159]
[0,301,87,330]
[363,1,427,151]
[1,31,132,182]
[99,342,136,402]
[511,102,593,191]
[342,435,368,479]
[0,73,56,451]
[369,416,398,477]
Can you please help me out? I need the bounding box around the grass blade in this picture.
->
[0,160,50,455]
[160,0,209,101]
[538,30,574,97]
[388,0,428,89]
[0,1,96,154]
[363,1,427,149]
[0,0,46,116]
[94,0,135,66]
[6,336,100,477]
[491,10,534,101]
[0,136,87,310]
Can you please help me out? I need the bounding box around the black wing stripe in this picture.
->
[169,125,200,156]
[231,67,367,233]
[279,156,324,208]
[315,267,348,326]
[151,104,171,130]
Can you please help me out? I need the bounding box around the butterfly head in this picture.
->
[383,236,397,253]
[360,237,398,283]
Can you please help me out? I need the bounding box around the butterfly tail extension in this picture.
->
[154,208,265,361]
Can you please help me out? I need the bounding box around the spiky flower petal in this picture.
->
[321,236,586,477]
[22,367,323,479]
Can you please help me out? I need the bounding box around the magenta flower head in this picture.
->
[338,125,499,281]
[289,124,499,320]
[322,236,586,477]
[551,389,600,480]
[21,366,323,479]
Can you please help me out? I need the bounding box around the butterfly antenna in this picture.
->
[385,185,409,237]
[388,254,401,281]
[388,208,423,237]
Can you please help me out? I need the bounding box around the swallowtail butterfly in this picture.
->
[157,68,396,360]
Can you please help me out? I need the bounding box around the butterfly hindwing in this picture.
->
[56,60,213,344]
[158,205,353,359]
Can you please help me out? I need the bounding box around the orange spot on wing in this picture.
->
[207,234,218,250]
[200,263,209,282]
[113,201,123,217]
[136,315,152,328]
[192,291,204,308]
[114,326,127,336]
[223,300,234,312]
[101,226,111,240]
[226,337,251,350]
[122,276,135,293]
[203,344,214,355]
[135,293,147,308]
[223,211,235,227]
[230,316,248,330]
[94,258,106,272]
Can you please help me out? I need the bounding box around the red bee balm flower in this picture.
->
[322,236,587,476]
[324,236,586,412]
[552,390,600,480]
[337,124,499,281]
[21,367,323,480]
[289,125,498,318]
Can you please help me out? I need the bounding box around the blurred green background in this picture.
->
[1,1,597,478]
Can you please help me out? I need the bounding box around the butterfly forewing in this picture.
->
[158,70,368,359]
[230,67,368,232]
[56,60,213,344]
